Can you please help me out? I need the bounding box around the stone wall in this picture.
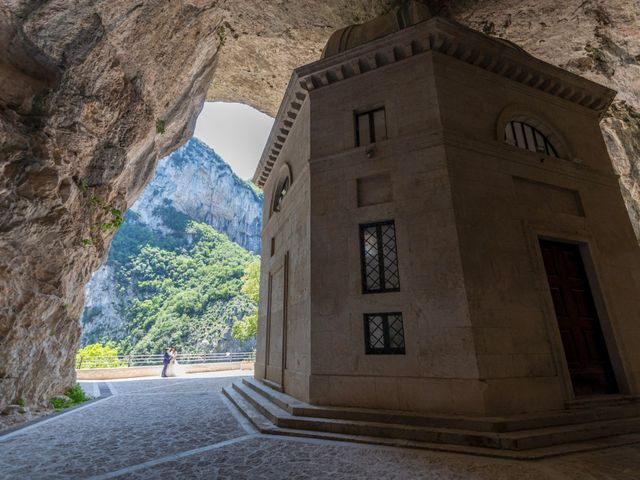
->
[0,0,222,409]
[255,101,313,402]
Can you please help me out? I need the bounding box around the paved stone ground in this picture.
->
[1,372,639,480]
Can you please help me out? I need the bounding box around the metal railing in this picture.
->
[75,351,255,369]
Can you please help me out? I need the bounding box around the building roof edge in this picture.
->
[253,16,616,188]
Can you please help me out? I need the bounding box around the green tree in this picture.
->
[241,259,260,303]
[82,211,260,354]
[76,342,122,368]
[117,220,257,354]
[232,259,260,341]
[231,312,257,341]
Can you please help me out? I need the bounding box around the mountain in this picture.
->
[131,138,262,253]
[81,138,263,354]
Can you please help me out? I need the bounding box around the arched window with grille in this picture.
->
[271,175,290,214]
[505,120,558,158]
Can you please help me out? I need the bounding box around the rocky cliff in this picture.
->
[0,0,222,409]
[1,0,639,410]
[81,138,262,348]
[130,138,262,253]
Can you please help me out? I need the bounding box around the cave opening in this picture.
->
[0,0,413,419]
[76,102,273,374]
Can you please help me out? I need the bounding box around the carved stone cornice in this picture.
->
[253,17,616,187]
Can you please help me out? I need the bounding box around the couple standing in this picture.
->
[161,346,183,377]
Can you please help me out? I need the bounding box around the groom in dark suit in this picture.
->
[161,347,172,377]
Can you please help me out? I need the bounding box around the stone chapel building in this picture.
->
[227,2,640,452]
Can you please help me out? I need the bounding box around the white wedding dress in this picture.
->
[166,357,185,377]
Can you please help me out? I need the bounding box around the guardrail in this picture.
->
[75,351,256,369]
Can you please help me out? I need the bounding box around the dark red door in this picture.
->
[539,240,618,396]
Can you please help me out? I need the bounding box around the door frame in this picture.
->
[263,254,289,389]
[524,223,633,399]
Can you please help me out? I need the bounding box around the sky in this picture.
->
[194,102,274,180]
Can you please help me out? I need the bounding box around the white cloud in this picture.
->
[194,102,274,181]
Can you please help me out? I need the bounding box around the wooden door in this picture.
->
[539,240,618,395]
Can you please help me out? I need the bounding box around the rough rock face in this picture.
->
[131,139,262,253]
[0,0,222,409]
[1,0,639,410]
[207,0,394,115]
[81,265,121,347]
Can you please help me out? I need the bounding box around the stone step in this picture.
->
[242,377,496,431]
[222,385,273,432]
[565,394,640,409]
[242,377,640,433]
[504,416,640,451]
[223,384,521,457]
[234,381,640,451]
[222,384,640,460]
[231,382,290,426]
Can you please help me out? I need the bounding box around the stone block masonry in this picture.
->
[252,9,640,422]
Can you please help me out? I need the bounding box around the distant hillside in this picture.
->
[81,139,263,354]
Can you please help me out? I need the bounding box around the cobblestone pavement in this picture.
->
[1,371,639,480]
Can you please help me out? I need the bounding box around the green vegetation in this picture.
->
[241,259,260,304]
[232,260,259,341]
[66,384,90,403]
[122,221,257,354]
[244,179,263,198]
[89,194,102,209]
[77,186,125,248]
[156,119,166,134]
[82,206,259,354]
[50,397,69,409]
[77,342,120,358]
[217,25,226,47]
[50,384,90,410]
[101,207,124,232]
[76,342,123,368]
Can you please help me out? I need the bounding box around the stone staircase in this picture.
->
[222,378,640,459]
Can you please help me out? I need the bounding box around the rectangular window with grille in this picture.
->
[364,313,405,354]
[360,220,400,294]
[355,107,386,147]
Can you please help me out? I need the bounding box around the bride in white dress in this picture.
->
[165,348,184,377]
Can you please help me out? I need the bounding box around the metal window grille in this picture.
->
[355,107,387,147]
[273,176,290,213]
[504,121,558,158]
[364,312,405,354]
[360,221,400,294]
